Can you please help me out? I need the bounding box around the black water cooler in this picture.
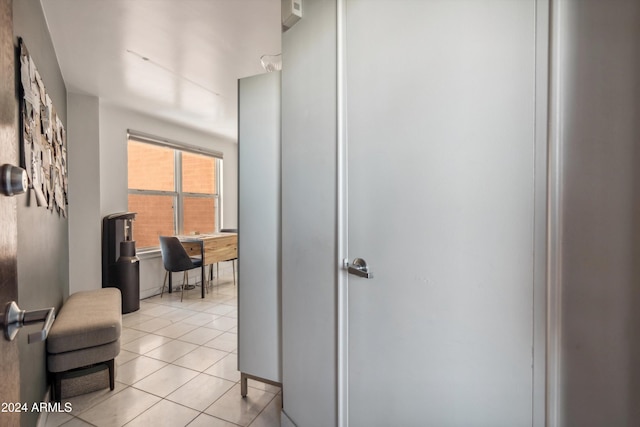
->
[102,212,140,313]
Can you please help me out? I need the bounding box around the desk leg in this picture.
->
[201,242,205,298]
[201,264,205,298]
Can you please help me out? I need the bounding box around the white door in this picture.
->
[344,1,544,425]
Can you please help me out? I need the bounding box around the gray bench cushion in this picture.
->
[48,339,120,373]
[47,288,122,354]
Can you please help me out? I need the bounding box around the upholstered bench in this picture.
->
[47,288,122,401]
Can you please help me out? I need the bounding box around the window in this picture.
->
[127,133,222,249]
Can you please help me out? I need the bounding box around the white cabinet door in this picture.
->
[238,71,281,383]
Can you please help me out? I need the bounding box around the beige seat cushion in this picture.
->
[47,288,122,354]
[48,339,120,373]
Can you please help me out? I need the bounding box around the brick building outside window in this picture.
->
[127,134,221,249]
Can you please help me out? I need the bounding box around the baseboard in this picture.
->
[281,409,297,427]
[35,389,51,427]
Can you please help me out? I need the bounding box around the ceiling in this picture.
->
[40,0,281,141]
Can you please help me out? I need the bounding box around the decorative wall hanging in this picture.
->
[19,38,68,217]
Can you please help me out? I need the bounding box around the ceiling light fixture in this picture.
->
[260,53,282,72]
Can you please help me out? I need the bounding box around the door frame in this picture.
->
[335,1,551,426]
[546,0,564,425]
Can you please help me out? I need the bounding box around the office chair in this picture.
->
[159,236,203,301]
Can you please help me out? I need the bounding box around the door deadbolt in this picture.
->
[1,164,28,196]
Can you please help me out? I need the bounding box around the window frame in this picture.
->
[127,130,223,252]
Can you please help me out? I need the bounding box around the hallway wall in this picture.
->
[13,1,68,425]
[280,0,338,425]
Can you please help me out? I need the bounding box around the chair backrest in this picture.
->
[158,236,196,272]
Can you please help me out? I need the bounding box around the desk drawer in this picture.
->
[182,241,203,258]
[203,235,237,264]
[182,235,237,265]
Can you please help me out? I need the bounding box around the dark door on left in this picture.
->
[0,0,21,425]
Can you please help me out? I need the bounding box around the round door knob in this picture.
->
[1,164,28,196]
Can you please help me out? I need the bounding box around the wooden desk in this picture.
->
[177,232,237,298]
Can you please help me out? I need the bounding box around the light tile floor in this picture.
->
[44,278,281,427]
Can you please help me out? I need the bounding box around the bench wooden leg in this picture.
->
[107,359,115,390]
[53,372,62,402]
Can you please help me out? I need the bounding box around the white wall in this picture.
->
[66,99,238,299]
[67,93,101,294]
[280,0,338,425]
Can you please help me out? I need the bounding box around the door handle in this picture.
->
[0,164,28,196]
[3,301,55,343]
[345,258,374,279]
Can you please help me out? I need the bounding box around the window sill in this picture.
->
[136,248,161,260]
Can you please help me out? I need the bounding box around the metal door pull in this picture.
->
[345,258,374,279]
[3,301,55,343]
